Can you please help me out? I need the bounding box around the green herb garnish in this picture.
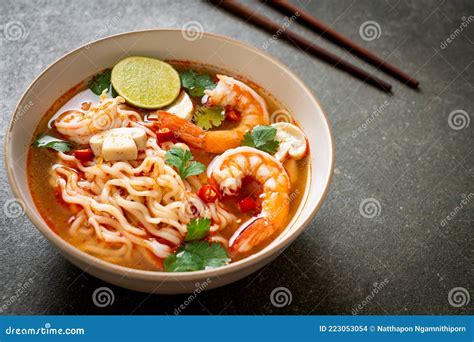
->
[185,218,211,242]
[33,134,74,153]
[194,105,225,130]
[242,125,280,154]
[164,241,230,272]
[180,70,216,97]
[165,147,206,180]
[89,69,112,95]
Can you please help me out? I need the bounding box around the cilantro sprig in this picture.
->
[185,218,211,242]
[180,70,216,97]
[165,147,206,180]
[88,69,112,95]
[164,217,229,272]
[194,105,225,130]
[164,241,230,272]
[33,134,74,153]
[242,125,279,154]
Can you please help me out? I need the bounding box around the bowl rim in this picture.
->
[5,29,334,282]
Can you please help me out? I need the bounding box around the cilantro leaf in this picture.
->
[183,161,206,179]
[89,69,112,95]
[185,218,211,241]
[194,105,225,130]
[164,241,230,272]
[241,125,280,154]
[180,70,216,97]
[33,134,74,153]
[185,241,229,269]
[165,147,206,180]
[164,251,201,272]
[165,147,190,171]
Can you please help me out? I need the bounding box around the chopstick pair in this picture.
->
[210,0,420,93]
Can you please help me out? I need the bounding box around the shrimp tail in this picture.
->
[155,111,206,150]
[229,216,276,256]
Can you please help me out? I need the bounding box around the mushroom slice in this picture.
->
[147,91,194,121]
[90,127,147,161]
[162,91,194,120]
[271,122,308,162]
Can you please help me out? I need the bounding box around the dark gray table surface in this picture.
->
[1,0,472,315]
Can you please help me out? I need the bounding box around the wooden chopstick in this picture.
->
[210,0,392,93]
[265,0,419,89]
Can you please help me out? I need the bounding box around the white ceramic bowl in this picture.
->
[5,30,334,294]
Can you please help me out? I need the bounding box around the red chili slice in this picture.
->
[72,148,94,162]
[198,184,220,203]
[155,127,174,144]
[238,197,258,213]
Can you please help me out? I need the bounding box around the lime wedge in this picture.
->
[111,56,181,109]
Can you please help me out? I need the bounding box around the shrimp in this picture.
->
[55,93,141,144]
[207,146,290,256]
[155,75,269,153]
